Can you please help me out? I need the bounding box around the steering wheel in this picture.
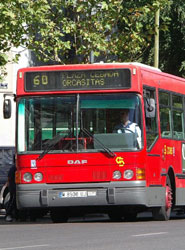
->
[117,128,134,134]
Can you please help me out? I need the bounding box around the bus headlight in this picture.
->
[34,172,43,182]
[113,171,122,180]
[23,172,32,182]
[124,170,134,180]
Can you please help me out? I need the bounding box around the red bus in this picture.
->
[9,62,185,222]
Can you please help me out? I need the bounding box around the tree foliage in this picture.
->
[0,0,184,79]
[159,0,185,77]
[141,0,185,77]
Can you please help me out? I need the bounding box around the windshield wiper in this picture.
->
[37,133,64,160]
[81,128,116,158]
[37,128,116,160]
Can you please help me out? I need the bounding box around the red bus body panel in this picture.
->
[17,150,146,184]
[15,63,185,214]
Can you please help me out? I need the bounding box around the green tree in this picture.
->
[159,0,185,77]
[0,0,26,81]
[22,0,172,64]
[141,0,185,77]
[108,0,172,63]
[1,0,184,80]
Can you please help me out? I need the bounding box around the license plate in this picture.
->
[59,190,97,198]
[60,191,87,198]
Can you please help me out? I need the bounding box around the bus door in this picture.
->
[144,87,161,185]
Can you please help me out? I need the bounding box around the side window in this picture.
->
[172,95,184,139]
[159,92,172,138]
[144,87,158,149]
[159,91,184,139]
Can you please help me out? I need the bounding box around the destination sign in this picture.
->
[25,69,131,91]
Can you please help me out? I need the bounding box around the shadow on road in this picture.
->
[0,210,185,225]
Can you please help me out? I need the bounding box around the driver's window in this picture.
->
[144,87,158,149]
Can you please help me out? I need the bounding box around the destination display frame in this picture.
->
[25,68,131,92]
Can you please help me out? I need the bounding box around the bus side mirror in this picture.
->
[145,98,155,118]
[3,99,12,119]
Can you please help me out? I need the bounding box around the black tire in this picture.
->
[18,210,28,222]
[153,175,172,221]
[50,208,69,223]
[29,209,48,221]
[3,191,10,211]
[123,211,137,222]
[108,209,123,222]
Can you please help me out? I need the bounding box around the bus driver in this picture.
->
[113,109,142,148]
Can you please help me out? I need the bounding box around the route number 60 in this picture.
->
[33,75,48,86]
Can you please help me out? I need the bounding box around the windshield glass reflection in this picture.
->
[17,93,143,154]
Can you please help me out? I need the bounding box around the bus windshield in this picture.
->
[17,93,143,154]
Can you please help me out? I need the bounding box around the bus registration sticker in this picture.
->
[59,191,96,198]
[31,160,37,169]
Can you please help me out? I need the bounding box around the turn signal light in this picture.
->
[15,171,21,184]
[136,168,145,180]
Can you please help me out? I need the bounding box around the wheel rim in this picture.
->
[166,185,172,211]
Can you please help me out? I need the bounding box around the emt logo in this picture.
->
[115,156,125,167]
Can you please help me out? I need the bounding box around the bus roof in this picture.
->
[18,62,161,72]
[94,62,162,72]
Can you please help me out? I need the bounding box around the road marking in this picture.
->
[132,232,168,237]
[0,245,49,250]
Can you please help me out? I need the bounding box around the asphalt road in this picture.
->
[0,212,185,250]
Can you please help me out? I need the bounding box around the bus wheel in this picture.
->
[19,210,28,221]
[50,208,69,223]
[123,211,137,222]
[3,191,10,211]
[153,175,172,221]
[108,209,123,222]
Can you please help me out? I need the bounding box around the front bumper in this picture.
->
[16,181,165,209]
